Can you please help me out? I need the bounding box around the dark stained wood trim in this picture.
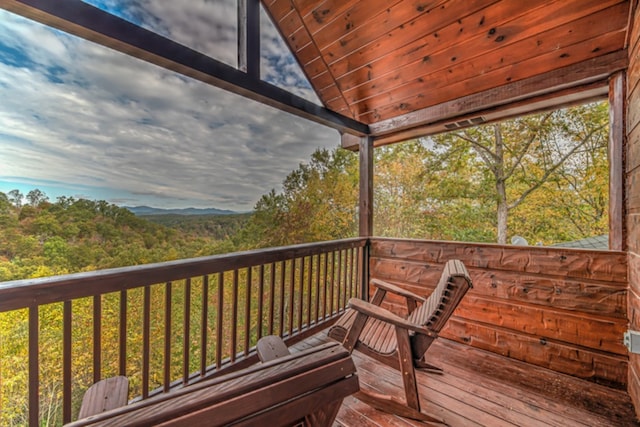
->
[609,71,626,251]
[0,0,369,136]
[341,133,360,151]
[359,136,373,237]
[373,81,609,147]
[238,0,260,78]
[238,0,247,72]
[0,238,366,312]
[369,51,627,139]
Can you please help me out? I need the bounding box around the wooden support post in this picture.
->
[359,136,373,300]
[238,0,260,78]
[609,71,625,251]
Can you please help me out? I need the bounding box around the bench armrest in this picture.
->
[348,298,437,338]
[370,279,426,303]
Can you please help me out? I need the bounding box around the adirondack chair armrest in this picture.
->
[370,279,426,313]
[348,298,437,338]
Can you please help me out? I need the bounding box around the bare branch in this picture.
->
[507,123,605,210]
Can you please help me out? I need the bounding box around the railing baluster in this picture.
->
[342,249,348,309]
[200,275,209,378]
[119,290,127,376]
[268,262,275,336]
[350,247,356,300]
[336,250,342,313]
[163,282,172,392]
[93,295,102,383]
[183,278,191,385]
[297,257,304,332]
[257,264,264,340]
[322,253,328,320]
[216,272,223,370]
[279,261,285,337]
[314,254,320,325]
[231,270,238,362]
[142,285,151,399]
[329,252,335,317]
[306,256,313,328]
[29,306,39,426]
[244,267,251,356]
[288,259,295,335]
[63,301,72,424]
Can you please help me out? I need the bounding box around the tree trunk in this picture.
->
[496,180,508,244]
[493,125,508,244]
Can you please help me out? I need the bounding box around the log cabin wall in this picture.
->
[369,238,628,387]
[627,2,640,416]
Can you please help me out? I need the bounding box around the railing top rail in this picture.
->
[0,237,367,313]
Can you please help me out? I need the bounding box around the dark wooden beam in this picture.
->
[369,50,627,140]
[341,133,361,151]
[359,136,373,237]
[358,135,373,302]
[373,81,609,147]
[238,0,260,79]
[0,0,369,136]
[609,71,626,251]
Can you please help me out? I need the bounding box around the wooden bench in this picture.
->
[66,342,358,427]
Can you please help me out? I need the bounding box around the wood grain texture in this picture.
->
[262,0,632,125]
[371,256,627,317]
[297,333,638,426]
[442,318,628,386]
[628,2,640,416]
[369,238,629,386]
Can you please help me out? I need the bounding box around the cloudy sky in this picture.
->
[0,0,339,211]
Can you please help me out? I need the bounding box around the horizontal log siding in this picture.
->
[369,238,628,387]
[627,3,640,418]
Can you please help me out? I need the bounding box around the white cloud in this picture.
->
[0,5,338,211]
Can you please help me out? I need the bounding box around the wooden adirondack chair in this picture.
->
[328,259,473,423]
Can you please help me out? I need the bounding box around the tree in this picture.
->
[431,101,609,244]
[239,147,358,248]
[7,189,23,208]
[26,189,49,207]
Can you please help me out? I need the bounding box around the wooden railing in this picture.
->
[0,238,366,426]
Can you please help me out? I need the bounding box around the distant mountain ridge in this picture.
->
[125,206,238,216]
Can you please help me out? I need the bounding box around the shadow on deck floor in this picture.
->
[292,333,638,427]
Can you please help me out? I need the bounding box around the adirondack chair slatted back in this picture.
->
[407,259,472,333]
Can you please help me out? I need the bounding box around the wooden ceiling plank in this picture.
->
[331,0,551,85]
[367,51,626,135]
[297,0,360,34]
[307,0,405,51]
[274,8,304,38]
[263,1,357,118]
[342,0,626,101]
[320,0,456,63]
[1,0,369,134]
[349,3,629,117]
[360,31,626,122]
[266,0,295,23]
[372,82,608,145]
[288,27,313,57]
[310,71,336,92]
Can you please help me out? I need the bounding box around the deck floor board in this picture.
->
[290,333,638,427]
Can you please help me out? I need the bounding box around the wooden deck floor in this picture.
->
[291,333,638,427]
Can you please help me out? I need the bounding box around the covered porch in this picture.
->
[0,0,639,425]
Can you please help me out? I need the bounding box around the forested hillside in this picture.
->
[0,191,242,281]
